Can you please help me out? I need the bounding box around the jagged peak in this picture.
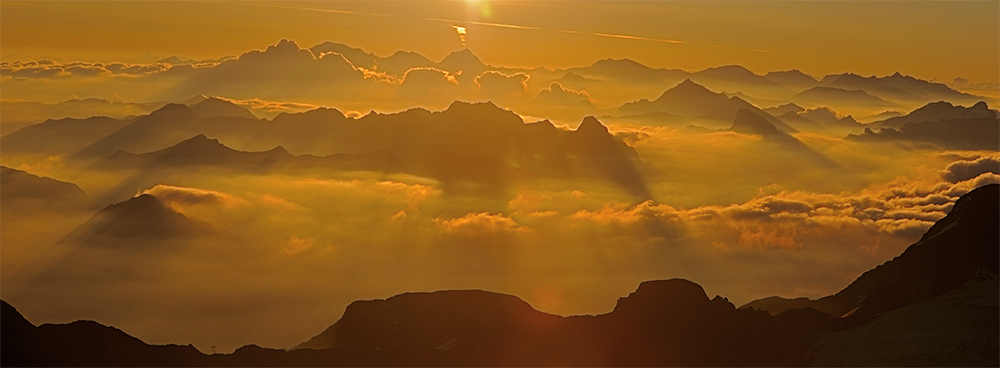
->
[591,58,652,69]
[102,193,169,215]
[612,279,713,314]
[440,48,484,65]
[147,103,198,119]
[269,38,302,52]
[575,116,609,135]
[730,109,779,135]
[671,78,713,92]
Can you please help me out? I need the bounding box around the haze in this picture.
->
[1,0,998,355]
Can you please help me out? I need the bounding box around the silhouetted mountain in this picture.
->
[744,184,999,322]
[310,41,379,70]
[727,109,837,168]
[792,86,897,109]
[0,98,166,125]
[438,48,488,77]
[566,58,688,84]
[862,110,904,123]
[243,107,352,154]
[100,134,394,176]
[617,80,797,132]
[730,109,781,135]
[4,185,997,366]
[820,72,985,106]
[74,103,268,158]
[776,106,864,133]
[188,97,258,120]
[1,115,133,158]
[804,276,998,366]
[291,278,836,366]
[75,103,199,157]
[241,101,652,198]
[62,194,226,247]
[871,100,997,129]
[618,79,728,117]
[691,65,794,99]
[763,102,805,116]
[846,117,999,150]
[1,300,207,367]
[379,50,435,76]
[764,70,819,92]
[101,134,292,170]
[0,166,94,214]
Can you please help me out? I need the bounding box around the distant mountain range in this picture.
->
[5,39,992,128]
[847,101,1000,150]
[613,79,798,132]
[0,166,95,214]
[2,99,654,202]
[4,183,996,366]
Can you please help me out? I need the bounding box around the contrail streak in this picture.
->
[559,30,684,44]
[243,2,683,45]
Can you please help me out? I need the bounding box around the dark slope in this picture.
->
[846,117,999,150]
[764,70,819,92]
[60,194,225,247]
[792,86,897,109]
[744,184,1000,321]
[820,72,985,105]
[4,185,995,366]
[75,103,268,158]
[240,101,652,198]
[0,166,94,214]
[189,97,258,120]
[691,65,794,99]
[870,100,997,129]
[243,107,352,153]
[0,116,133,158]
[100,134,295,171]
[565,58,688,85]
[804,276,999,366]
[616,79,797,132]
[2,300,206,367]
[728,109,839,168]
[291,279,838,367]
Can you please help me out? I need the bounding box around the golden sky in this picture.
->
[2,1,998,82]
[2,0,999,353]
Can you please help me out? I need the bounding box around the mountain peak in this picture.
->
[612,279,714,314]
[147,103,199,121]
[100,193,171,219]
[173,134,221,148]
[673,78,712,92]
[63,193,221,246]
[576,116,609,135]
[655,79,718,102]
[269,39,302,53]
[439,48,484,70]
[730,109,779,135]
[189,97,257,119]
[591,58,651,70]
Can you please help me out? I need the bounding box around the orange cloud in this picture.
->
[475,71,528,97]
[141,184,242,208]
[434,212,528,236]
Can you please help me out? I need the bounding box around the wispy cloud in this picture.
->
[559,30,684,44]
[243,1,683,46]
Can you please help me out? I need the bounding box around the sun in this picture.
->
[465,0,493,19]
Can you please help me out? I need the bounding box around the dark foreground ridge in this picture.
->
[3,184,997,367]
